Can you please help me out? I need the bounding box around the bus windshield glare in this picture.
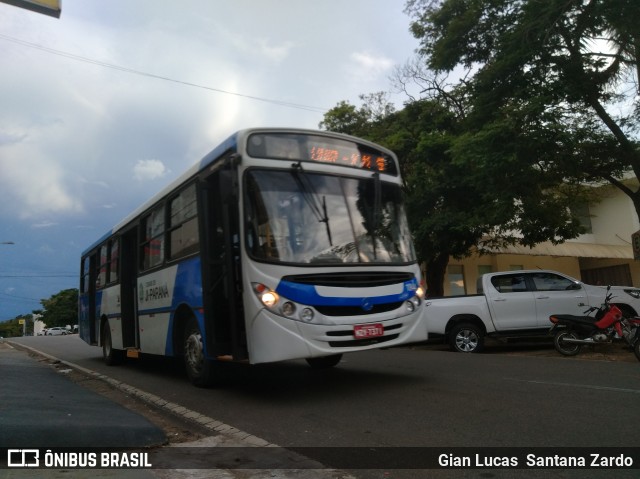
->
[245,169,416,265]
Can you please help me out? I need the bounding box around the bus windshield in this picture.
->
[244,169,416,265]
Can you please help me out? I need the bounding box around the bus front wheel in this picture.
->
[184,318,216,387]
[305,354,342,369]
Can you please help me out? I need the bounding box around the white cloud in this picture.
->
[258,39,294,63]
[31,221,57,229]
[0,148,83,219]
[350,51,394,77]
[133,159,169,181]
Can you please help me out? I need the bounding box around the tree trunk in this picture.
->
[424,252,450,298]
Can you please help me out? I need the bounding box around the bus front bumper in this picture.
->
[246,308,428,364]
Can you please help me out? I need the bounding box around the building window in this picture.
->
[573,203,593,234]
[448,265,465,295]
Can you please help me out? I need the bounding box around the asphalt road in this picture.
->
[0,340,166,449]
[7,335,640,478]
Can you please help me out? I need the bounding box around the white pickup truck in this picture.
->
[424,270,640,353]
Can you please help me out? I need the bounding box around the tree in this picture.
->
[405,0,640,217]
[39,289,78,328]
[321,92,587,296]
[0,315,31,337]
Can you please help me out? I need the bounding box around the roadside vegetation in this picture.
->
[0,288,78,337]
[320,0,639,296]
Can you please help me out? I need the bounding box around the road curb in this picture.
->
[8,340,275,448]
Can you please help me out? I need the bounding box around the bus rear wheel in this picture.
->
[184,318,216,387]
[305,354,342,369]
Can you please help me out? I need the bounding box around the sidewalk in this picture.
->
[0,340,352,479]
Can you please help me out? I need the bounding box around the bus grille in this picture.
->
[315,301,404,317]
[282,272,414,288]
[328,334,400,348]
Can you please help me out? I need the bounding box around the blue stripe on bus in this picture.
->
[170,256,204,310]
[275,278,418,307]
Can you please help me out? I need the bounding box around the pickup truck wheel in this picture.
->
[449,323,484,353]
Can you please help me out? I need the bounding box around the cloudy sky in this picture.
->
[0,0,419,321]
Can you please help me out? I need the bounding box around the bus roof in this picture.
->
[81,128,397,256]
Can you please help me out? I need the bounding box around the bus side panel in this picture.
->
[78,293,92,344]
[139,313,171,355]
[136,257,203,356]
[170,257,204,310]
[100,285,123,349]
[137,264,179,354]
[246,312,312,363]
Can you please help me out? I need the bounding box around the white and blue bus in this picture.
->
[79,128,426,386]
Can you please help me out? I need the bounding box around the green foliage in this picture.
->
[0,315,32,338]
[39,288,78,328]
[320,83,588,295]
[406,0,640,212]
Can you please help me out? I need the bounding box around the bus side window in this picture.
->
[141,204,166,270]
[81,256,91,293]
[108,238,119,283]
[96,245,108,289]
[169,184,199,260]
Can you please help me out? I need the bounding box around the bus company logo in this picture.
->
[360,298,373,311]
[139,280,170,303]
[8,449,39,467]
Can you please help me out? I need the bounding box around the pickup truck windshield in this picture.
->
[244,169,416,265]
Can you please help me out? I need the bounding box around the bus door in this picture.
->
[120,228,139,349]
[199,157,247,361]
[81,253,98,345]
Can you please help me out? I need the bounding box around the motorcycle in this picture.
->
[549,287,640,359]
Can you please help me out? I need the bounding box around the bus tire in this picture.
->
[184,318,216,387]
[102,324,123,366]
[305,354,342,369]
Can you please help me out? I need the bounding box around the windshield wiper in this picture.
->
[371,172,381,259]
[291,162,333,246]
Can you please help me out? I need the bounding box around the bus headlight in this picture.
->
[405,288,423,313]
[253,283,280,308]
[300,307,315,322]
[252,283,317,323]
[281,301,296,317]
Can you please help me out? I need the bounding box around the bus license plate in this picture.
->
[354,323,384,339]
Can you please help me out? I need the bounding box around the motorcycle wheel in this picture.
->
[554,330,582,356]
[634,339,640,362]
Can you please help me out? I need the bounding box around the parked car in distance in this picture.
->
[46,327,68,336]
[37,329,48,336]
[425,270,640,353]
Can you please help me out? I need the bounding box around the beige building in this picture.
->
[442,182,640,296]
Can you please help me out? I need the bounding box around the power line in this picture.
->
[0,292,41,303]
[0,33,329,114]
[0,274,77,278]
